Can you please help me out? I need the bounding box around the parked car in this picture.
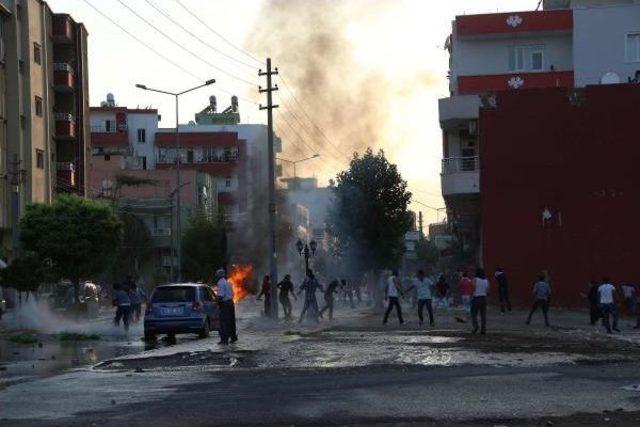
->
[144,284,220,341]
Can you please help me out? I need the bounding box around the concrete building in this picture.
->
[0,0,89,258]
[437,0,640,305]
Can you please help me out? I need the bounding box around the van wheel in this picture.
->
[144,330,156,341]
[199,318,211,339]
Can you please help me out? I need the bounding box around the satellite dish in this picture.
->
[600,72,620,85]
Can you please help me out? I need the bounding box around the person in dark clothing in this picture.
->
[526,275,551,327]
[383,270,404,325]
[587,280,602,325]
[320,279,341,320]
[277,274,296,320]
[298,269,323,323]
[495,267,511,313]
[257,275,272,317]
[342,279,355,309]
[112,283,131,332]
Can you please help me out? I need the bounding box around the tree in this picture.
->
[182,213,225,282]
[20,194,122,297]
[1,251,52,295]
[111,212,153,283]
[415,238,439,266]
[327,148,413,274]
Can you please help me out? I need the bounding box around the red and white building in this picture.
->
[438,0,640,305]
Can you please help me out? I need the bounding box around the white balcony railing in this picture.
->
[441,156,479,175]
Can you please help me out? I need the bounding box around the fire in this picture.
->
[227,264,254,303]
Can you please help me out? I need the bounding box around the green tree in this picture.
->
[182,213,225,282]
[1,251,52,295]
[111,212,153,283]
[328,148,413,274]
[415,237,439,266]
[20,194,122,297]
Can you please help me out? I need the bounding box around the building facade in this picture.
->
[438,0,640,305]
[0,0,89,258]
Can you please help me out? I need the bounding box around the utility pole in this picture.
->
[418,211,424,239]
[259,58,279,319]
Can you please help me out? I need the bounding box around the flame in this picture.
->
[228,264,254,303]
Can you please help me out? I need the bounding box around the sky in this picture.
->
[48,0,539,226]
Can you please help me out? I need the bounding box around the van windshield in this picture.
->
[151,287,196,303]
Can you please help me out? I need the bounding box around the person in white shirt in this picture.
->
[598,277,620,334]
[471,268,489,335]
[405,270,434,326]
[382,269,404,325]
[215,269,237,345]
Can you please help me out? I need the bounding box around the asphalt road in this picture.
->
[2,305,640,426]
[2,362,640,426]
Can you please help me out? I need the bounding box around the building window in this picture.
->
[104,154,111,161]
[35,96,43,117]
[20,115,26,129]
[530,48,544,71]
[137,128,146,143]
[626,32,640,62]
[509,45,545,72]
[19,59,24,74]
[36,149,44,169]
[33,43,41,65]
[225,176,232,188]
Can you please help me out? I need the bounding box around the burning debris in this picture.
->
[227,264,254,303]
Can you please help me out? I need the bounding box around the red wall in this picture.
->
[480,84,640,307]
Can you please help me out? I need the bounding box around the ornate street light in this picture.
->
[295,239,317,271]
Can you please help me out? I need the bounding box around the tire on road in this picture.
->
[198,318,211,339]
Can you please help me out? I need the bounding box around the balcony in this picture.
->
[456,9,572,39]
[457,71,574,96]
[91,125,129,150]
[438,95,480,129]
[52,15,74,44]
[55,113,76,139]
[53,63,75,91]
[57,162,76,189]
[441,156,480,196]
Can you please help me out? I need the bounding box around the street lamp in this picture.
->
[136,79,215,282]
[296,238,317,271]
[276,154,320,189]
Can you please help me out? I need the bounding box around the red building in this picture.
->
[480,85,640,306]
[437,0,640,306]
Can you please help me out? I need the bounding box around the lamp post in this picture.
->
[136,79,215,282]
[296,239,317,271]
[276,154,320,189]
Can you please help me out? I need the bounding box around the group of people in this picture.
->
[585,278,640,334]
[257,269,357,324]
[382,268,491,334]
[111,277,147,331]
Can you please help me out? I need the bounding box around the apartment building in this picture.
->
[0,0,89,257]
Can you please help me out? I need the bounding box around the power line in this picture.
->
[81,0,202,82]
[142,0,259,72]
[413,199,445,211]
[114,0,256,87]
[173,0,265,67]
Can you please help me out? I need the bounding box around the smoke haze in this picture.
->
[247,0,439,180]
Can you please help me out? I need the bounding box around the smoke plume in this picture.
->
[247,0,397,177]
